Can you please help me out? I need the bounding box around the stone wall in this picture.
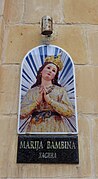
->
[0,0,98,178]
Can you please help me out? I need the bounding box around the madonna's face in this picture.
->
[41,63,58,81]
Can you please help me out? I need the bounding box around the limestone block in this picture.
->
[23,0,64,23]
[63,0,98,24]
[87,29,98,65]
[4,25,88,65]
[76,66,98,114]
[0,17,4,63]
[0,0,5,15]
[3,178,92,179]
[4,0,24,24]
[0,115,17,177]
[51,25,88,64]
[93,118,98,177]
[3,25,41,64]
[0,65,20,114]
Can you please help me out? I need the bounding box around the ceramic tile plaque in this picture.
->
[17,45,79,163]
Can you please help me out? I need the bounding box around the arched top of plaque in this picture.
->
[18,45,78,134]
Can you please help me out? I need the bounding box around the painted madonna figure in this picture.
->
[20,55,74,133]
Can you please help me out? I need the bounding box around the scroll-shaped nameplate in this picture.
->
[17,45,79,163]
